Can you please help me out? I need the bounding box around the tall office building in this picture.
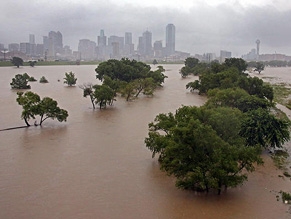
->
[153,40,163,58]
[47,31,63,57]
[124,32,134,56]
[220,50,232,63]
[139,30,152,57]
[98,30,107,46]
[29,34,36,56]
[29,34,35,44]
[108,35,124,58]
[166,24,175,56]
[78,39,96,60]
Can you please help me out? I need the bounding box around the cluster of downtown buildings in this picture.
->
[0,24,192,62]
[2,23,290,63]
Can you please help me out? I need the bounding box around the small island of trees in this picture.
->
[80,58,167,109]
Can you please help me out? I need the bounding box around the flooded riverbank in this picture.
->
[0,65,290,218]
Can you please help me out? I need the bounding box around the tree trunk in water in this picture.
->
[24,117,30,126]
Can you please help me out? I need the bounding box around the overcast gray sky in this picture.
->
[1,0,291,56]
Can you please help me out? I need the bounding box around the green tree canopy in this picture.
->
[64,71,77,86]
[28,60,37,67]
[179,57,206,78]
[95,58,151,82]
[206,88,273,112]
[10,73,31,89]
[16,91,68,126]
[95,59,167,101]
[80,83,116,109]
[224,58,248,73]
[254,62,265,74]
[11,57,23,68]
[93,84,116,109]
[145,105,262,194]
[239,108,290,148]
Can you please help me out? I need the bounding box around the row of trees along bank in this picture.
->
[145,57,291,194]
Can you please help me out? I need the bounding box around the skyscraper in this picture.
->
[29,34,36,56]
[98,30,107,46]
[29,34,35,44]
[166,24,175,56]
[141,30,152,56]
[124,32,134,56]
[78,39,96,60]
[47,31,63,57]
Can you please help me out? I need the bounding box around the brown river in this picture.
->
[0,64,290,219]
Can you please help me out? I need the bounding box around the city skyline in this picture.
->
[1,0,291,57]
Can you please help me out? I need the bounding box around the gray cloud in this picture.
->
[1,0,291,56]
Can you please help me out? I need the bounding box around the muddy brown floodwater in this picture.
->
[0,65,290,219]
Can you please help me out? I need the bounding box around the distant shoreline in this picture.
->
[0,60,184,67]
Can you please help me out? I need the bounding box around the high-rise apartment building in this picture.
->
[166,24,175,56]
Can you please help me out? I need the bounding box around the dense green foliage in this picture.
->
[146,57,291,194]
[64,71,77,86]
[239,108,290,148]
[179,57,209,78]
[186,58,273,102]
[16,91,68,126]
[80,83,116,109]
[11,57,23,68]
[10,73,31,89]
[95,58,167,101]
[145,105,263,194]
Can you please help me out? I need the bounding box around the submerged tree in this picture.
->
[145,105,262,194]
[254,62,265,74]
[39,76,48,83]
[11,57,23,68]
[28,60,37,67]
[10,73,31,89]
[64,71,77,86]
[80,83,116,109]
[80,83,96,109]
[16,91,68,126]
[239,108,290,148]
[95,58,167,101]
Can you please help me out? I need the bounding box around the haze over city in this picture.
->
[1,0,291,56]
